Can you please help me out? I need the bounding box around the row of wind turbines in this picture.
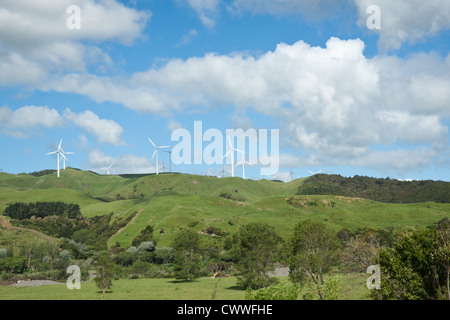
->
[45,138,322,180]
[148,135,253,179]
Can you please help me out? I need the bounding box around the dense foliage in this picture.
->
[373,218,449,300]
[4,202,81,220]
[297,174,450,203]
[232,222,282,289]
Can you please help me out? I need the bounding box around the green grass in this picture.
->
[0,273,371,300]
[1,169,449,249]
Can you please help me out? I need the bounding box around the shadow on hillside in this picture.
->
[225,285,245,291]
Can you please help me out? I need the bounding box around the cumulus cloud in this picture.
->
[51,36,449,174]
[0,105,63,129]
[0,0,150,85]
[63,109,125,145]
[354,0,450,52]
[0,105,125,145]
[88,149,156,174]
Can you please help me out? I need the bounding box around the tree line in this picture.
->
[297,174,450,203]
[4,201,81,220]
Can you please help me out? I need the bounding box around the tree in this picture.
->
[132,225,156,247]
[232,222,282,289]
[287,220,341,300]
[374,221,449,300]
[172,229,202,281]
[0,256,26,273]
[95,255,115,294]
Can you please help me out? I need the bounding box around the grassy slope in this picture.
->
[0,169,449,249]
[0,273,370,300]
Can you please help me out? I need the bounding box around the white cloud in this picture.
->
[63,109,124,145]
[178,0,220,28]
[354,0,450,52]
[177,29,198,46]
[9,33,448,174]
[0,105,126,146]
[88,149,156,174]
[0,0,150,85]
[0,105,63,137]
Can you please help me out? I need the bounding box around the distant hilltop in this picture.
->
[296,174,450,203]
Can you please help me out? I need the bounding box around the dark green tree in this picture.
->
[374,220,449,300]
[172,228,202,281]
[232,222,282,289]
[132,225,156,247]
[287,220,341,300]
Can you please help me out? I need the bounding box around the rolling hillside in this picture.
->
[1,169,449,249]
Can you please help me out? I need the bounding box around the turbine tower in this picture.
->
[235,153,253,179]
[223,136,244,177]
[46,139,66,178]
[148,137,169,175]
[60,146,74,170]
[164,150,173,172]
[102,163,113,175]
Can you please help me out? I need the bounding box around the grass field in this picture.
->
[1,169,449,249]
[0,169,448,300]
[0,273,370,300]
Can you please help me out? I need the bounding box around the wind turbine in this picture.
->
[164,150,173,172]
[235,153,253,179]
[217,164,227,178]
[148,137,169,175]
[160,161,169,173]
[102,163,113,175]
[288,169,298,182]
[223,136,244,177]
[46,139,65,178]
[308,170,322,176]
[60,146,74,170]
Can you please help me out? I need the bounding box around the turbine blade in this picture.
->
[159,146,170,149]
[223,149,231,158]
[46,151,58,155]
[148,137,156,148]
[152,149,157,160]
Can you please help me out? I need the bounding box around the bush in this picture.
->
[246,282,300,300]
[0,256,27,273]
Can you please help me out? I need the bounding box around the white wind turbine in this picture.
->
[46,139,65,178]
[60,146,74,170]
[148,137,169,175]
[235,152,253,179]
[308,170,322,176]
[223,136,244,178]
[102,163,113,175]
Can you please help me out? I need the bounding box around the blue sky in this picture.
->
[0,0,449,181]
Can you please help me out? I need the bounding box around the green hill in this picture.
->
[0,169,449,250]
[297,174,450,203]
